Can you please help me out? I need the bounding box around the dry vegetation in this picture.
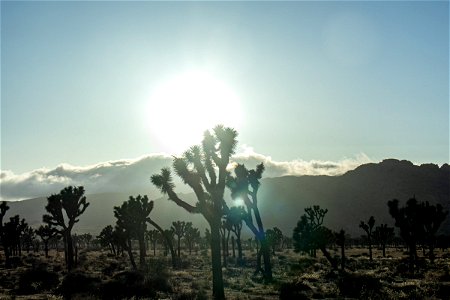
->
[1,245,449,299]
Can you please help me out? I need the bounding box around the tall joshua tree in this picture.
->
[226,163,273,280]
[151,125,237,300]
[43,186,89,271]
[359,216,375,261]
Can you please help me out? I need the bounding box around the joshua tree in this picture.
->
[220,219,232,267]
[266,227,283,255]
[335,229,346,270]
[388,197,424,272]
[36,225,59,258]
[184,223,200,254]
[0,201,10,264]
[21,225,36,253]
[114,195,155,269]
[151,125,238,299]
[171,221,187,258]
[145,229,160,256]
[359,216,375,261]
[226,163,273,281]
[98,225,116,255]
[422,201,448,261]
[373,224,394,258]
[293,206,337,270]
[226,206,245,264]
[43,186,89,271]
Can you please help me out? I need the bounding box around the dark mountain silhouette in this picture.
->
[3,159,449,237]
[259,159,449,236]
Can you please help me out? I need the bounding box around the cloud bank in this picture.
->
[1,151,372,201]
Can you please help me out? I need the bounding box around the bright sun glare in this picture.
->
[146,70,243,153]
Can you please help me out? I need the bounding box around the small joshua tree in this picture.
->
[0,201,10,264]
[171,221,187,258]
[359,216,375,261]
[184,223,200,255]
[373,224,394,258]
[43,186,89,271]
[293,205,337,270]
[226,206,245,264]
[98,225,116,256]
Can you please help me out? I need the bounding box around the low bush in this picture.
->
[16,268,59,294]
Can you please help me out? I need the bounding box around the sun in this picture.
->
[145,70,243,154]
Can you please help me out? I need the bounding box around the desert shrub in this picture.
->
[16,269,59,294]
[100,271,157,299]
[173,289,208,300]
[437,283,450,299]
[338,272,381,298]
[279,280,312,300]
[289,256,316,274]
[58,271,101,299]
[102,261,120,277]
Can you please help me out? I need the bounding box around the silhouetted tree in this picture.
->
[422,201,448,261]
[171,221,187,258]
[373,224,394,258]
[98,225,116,255]
[388,197,426,272]
[220,219,232,267]
[184,223,200,254]
[359,216,375,261]
[226,206,245,264]
[145,229,160,256]
[266,227,283,255]
[21,225,35,253]
[114,195,155,269]
[293,206,337,270]
[36,225,59,258]
[226,163,273,281]
[335,229,346,271]
[0,201,10,264]
[151,125,238,299]
[43,186,89,271]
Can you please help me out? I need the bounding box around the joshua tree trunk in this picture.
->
[66,232,75,271]
[368,236,373,261]
[236,233,243,265]
[44,241,49,258]
[148,219,178,268]
[126,238,137,270]
[138,235,146,268]
[340,244,345,270]
[210,221,225,300]
[231,236,235,258]
[320,246,338,270]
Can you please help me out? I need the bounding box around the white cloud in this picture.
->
[0,151,373,201]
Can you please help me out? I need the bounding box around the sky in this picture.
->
[1,1,449,193]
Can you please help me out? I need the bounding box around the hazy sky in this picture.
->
[2,1,449,174]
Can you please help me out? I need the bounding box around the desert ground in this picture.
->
[1,245,449,300]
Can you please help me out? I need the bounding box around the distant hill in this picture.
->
[259,159,449,236]
[3,159,449,237]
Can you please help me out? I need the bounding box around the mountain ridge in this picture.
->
[3,159,449,237]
